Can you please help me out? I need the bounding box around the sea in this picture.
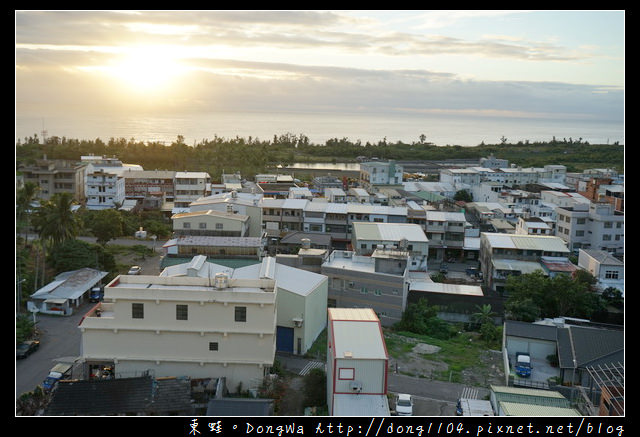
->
[15,110,624,148]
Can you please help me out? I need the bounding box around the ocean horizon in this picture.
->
[15,110,624,148]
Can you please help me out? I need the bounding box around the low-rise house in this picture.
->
[348,187,370,203]
[515,217,553,236]
[490,386,579,416]
[28,267,108,316]
[289,186,313,200]
[45,375,193,416]
[172,209,250,237]
[577,249,624,295]
[163,235,264,259]
[326,308,390,416]
[190,191,263,238]
[504,319,624,387]
[324,187,347,203]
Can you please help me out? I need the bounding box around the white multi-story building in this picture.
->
[79,273,277,391]
[424,210,470,260]
[359,160,403,191]
[352,222,429,271]
[83,156,141,210]
[190,191,263,238]
[161,256,328,356]
[85,168,126,210]
[555,201,624,256]
[174,171,211,211]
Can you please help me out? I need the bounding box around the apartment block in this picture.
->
[174,171,211,210]
[479,233,571,293]
[322,249,409,326]
[79,273,277,391]
[359,160,403,191]
[555,201,624,256]
[19,157,86,202]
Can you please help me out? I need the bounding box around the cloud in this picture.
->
[15,10,623,122]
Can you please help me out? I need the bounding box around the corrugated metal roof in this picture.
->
[492,259,543,274]
[484,233,569,252]
[410,282,484,297]
[499,402,580,416]
[353,222,428,242]
[491,385,567,399]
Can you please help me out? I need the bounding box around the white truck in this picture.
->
[42,363,73,391]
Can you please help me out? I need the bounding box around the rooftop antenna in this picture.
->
[41,118,48,143]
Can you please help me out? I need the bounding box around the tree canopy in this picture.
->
[17,133,624,181]
[504,271,603,321]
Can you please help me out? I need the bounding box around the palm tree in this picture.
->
[471,304,497,328]
[32,192,79,246]
[16,181,40,243]
[31,192,79,286]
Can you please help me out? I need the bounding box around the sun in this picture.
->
[106,46,186,94]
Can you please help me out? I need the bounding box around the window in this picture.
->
[235,306,247,322]
[132,303,144,319]
[209,342,219,351]
[176,304,188,320]
[605,270,619,279]
[199,222,207,229]
[216,223,224,230]
[338,368,355,380]
[183,222,191,229]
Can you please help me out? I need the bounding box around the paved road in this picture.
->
[277,353,487,416]
[16,302,90,399]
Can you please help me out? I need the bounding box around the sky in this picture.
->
[15,10,625,123]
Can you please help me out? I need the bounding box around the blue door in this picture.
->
[276,326,294,353]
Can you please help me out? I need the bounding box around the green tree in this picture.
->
[471,304,496,327]
[16,181,40,242]
[16,314,36,343]
[505,271,603,320]
[89,209,125,245]
[453,189,473,202]
[48,239,116,274]
[395,298,454,339]
[302,368,326,408]
[32,192,79,247]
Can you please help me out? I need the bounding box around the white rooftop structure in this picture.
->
[352,222,428,243]
[482,233,570,254]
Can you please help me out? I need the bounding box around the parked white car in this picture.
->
[128,266,142,275]
[396,393,413,416]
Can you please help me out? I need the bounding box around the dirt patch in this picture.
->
[116,252,162,276]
